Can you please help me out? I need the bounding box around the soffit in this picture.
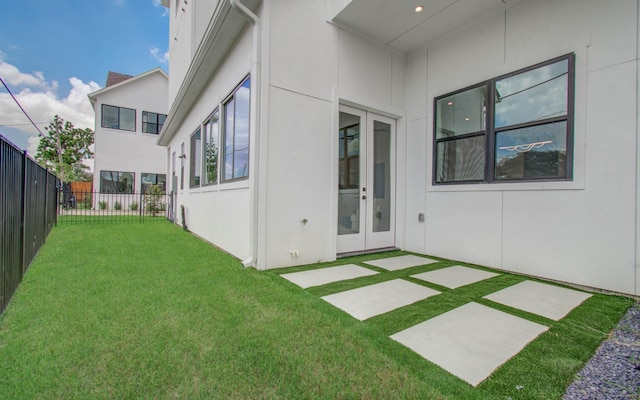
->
[331,0,523,53]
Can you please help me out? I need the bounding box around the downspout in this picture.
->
[230,0,261,268]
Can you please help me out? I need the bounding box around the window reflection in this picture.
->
[495,59,568,128]
[436,86,486,139]
[222,76,251,181]
[190,128,201,187]
[100,170,134,194]
[203,110,219,185]
[338,111,361,235]
[434,85,487,183]
[495,121,567,180]
[120,108,136,131]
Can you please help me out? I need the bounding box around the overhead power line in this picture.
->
[0,76,45,136]
[0,121,48,128]
[497,72,568,102]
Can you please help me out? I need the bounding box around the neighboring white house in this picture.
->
[157,0,640,295]
[88,69,169,208]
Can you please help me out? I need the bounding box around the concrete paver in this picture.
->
[483,280,592,321]
[391,302,548,386]
[412,265,499,289]
[280,264,378,289]
[364,254,438,271]
[321,279,440,320]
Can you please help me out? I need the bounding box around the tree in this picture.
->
[35,115,94,183]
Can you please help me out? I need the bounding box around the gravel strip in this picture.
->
[564,302,640,399]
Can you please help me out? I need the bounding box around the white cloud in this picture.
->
[27,135,41,158]
[0,59,46,87]
[0,59,100,164]
[152,0,169,16]
[150,46,169,64]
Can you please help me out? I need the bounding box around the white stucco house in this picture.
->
[88,69,169,204]
[157,0,640,295]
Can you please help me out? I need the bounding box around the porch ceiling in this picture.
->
[330,0,523,53]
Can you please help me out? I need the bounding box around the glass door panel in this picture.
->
[372,120,391,233]
[338,111,362,236]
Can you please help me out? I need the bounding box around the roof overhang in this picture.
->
[330,0,524,53]
[157,0,260,147]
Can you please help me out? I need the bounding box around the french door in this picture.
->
[337,105,396,254]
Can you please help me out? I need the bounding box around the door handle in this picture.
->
[362,195,367,200]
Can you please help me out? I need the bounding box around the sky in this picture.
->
[0,0,169,162]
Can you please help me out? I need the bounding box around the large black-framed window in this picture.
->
[101,104,136,131]
[222,75,251,182]
[142,111,167,134]
[190,128,201,187]
[202,109,219,186]
[141,173,166,193]
[434,53,574,184]
[100,170,134,194]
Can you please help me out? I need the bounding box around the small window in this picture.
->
[222,76,250,182]
[190,128,201,187]
[101,105,136,131]
[100,170,134,194]
[180,143,185,190]
[202,109,219,185]
[433,54,574,184]
[171,151,177,192]
[142,111,167,134]
[141,173,167,193]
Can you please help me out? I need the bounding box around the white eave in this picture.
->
[330,0,524,53]
[87,68,169,110]
[157,0,261,147]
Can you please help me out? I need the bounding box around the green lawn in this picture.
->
[0,222,633,399]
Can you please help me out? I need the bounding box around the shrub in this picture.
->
[145,185,165,216]
[129,201,139,211]
[98,201,108,210]
[114,201,122,211]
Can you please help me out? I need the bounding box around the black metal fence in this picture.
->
[1,135,58,313]
[57,190,173,224]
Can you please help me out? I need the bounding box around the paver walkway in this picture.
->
[279,253,592,386]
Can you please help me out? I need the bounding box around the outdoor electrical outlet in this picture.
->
[290,250,300,257]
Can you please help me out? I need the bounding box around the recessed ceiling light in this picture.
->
[464,117,470,121]
[415,5,424,13]
[447,101,453,106]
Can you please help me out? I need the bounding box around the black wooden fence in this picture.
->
[1,135,58,313]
